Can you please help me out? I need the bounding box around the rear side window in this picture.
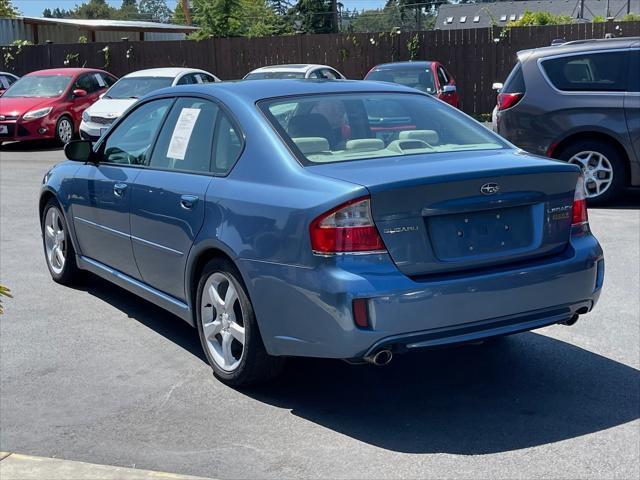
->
[502,63,526,93]
[149,97,219,173]
[541,51,628,92]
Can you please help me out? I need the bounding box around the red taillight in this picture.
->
[497,92,523,111]
[310,196,386,254]
[572,176,588,226]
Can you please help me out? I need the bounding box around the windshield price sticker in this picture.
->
[167,107,201,160]
[94,73,106,87]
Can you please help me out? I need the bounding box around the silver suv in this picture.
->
[496,37,639,202]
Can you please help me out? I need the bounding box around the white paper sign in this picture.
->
[194,74,203,84]
[94,73,106,87]
[166,108,201,160]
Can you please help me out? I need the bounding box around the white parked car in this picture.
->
[243,64,346,80]
[0,71,19,95]
[80,67,220,141]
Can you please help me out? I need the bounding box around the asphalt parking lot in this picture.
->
[1,142,639,480]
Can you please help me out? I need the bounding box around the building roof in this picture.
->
[436,0,639,30]
[21,16,198,33]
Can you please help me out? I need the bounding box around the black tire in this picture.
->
[195,258,284,386]
[41,198,82,285]
[55,115,74,146]
[557,139,627,204]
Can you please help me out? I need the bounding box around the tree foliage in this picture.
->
[192,0,284,38]
[507,9,573,26]
[0,0,18,18]
[287,0,334,34]
[139,0,173,23]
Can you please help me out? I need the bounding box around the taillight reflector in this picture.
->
[497,92,523,111]
[352,298,370,329]
[310,197,386,254]
[572,176,588,226]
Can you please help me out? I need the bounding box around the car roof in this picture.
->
[149,79,421,103]
[0,72,18,78]
[370,61,434,70]
[123,67,210,78]
[248,64,332,74]
[25,68,107,76]
[519,36,640,60]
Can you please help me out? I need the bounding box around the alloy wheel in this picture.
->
[57,118,73,144]
[200,272,246,372]
[44,207,66,275]
[568,150,613,199]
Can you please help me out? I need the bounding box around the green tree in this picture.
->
[139,0,173,23]
[115,0,140,20]
[621,13,640,21]
[508,9,573,26]
[288,0,333,34]
[0,0,18,18]
[192,0,282,37]
[172,0,187,24]
[269,0,291,16]
[193,0,243,36]
[72,0,116,20]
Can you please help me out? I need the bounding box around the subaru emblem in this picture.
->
[480,182,500,195]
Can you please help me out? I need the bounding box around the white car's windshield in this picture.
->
[245,71,306,80]
[104,77,174,99]
[260,92,506,164]
[4,75,71,98]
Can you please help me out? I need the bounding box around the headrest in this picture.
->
[399,129,439,145]
[345,138,385,152]
[292,137,330,154]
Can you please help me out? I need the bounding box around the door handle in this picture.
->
[180,195,199,210]
[113,183,127,197]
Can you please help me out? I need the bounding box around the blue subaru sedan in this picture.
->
[40,80,604,385]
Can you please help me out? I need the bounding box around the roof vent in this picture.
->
[473,15,480,23]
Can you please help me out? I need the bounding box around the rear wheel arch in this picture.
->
[553,131,631,185]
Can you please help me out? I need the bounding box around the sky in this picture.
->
[12,0,388,18]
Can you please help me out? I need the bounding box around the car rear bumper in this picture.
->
[240,230,604,359]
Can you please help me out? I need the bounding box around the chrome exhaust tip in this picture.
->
[364,349,393,366]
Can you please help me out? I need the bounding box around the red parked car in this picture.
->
[0,68,117,145]
[364,61,460,108]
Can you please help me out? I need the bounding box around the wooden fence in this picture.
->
[2,21,639,115]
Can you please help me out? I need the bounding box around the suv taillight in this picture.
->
[497,92,523,111]
[572,176,588,226]
[310,197,386,254]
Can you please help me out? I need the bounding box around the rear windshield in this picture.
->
[260,93,505,164]
[4,75,71,98]
[366,67,437,94]
[104,76,174,99]
[245,71,306,80]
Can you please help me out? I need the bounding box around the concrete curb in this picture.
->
[0,452,213,480]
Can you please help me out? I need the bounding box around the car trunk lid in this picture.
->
[309,150,580,277]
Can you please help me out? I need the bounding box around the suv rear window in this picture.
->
[541,51,628,92]
[502,63,525,93]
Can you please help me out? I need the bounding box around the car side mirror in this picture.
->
[73,89,87,98]
[64,140,93,162]
[442,85,456,93]
[492,82,503,92]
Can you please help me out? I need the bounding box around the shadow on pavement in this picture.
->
[589,189,639,210]
[0,140,62,152]
[76,274,207,363]
[246,334,639,455]
[75,274,639,456]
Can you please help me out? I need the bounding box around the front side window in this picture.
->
[149,98,219,173]
[102,99,172,165]
[75,74,100,93]
[629,49,639,92]
[260,93,505,165]
[541,51,628,92]
[367,67,437,94]
[437,66,449,88]
[103,77,174,100]
[3,75,71,98]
